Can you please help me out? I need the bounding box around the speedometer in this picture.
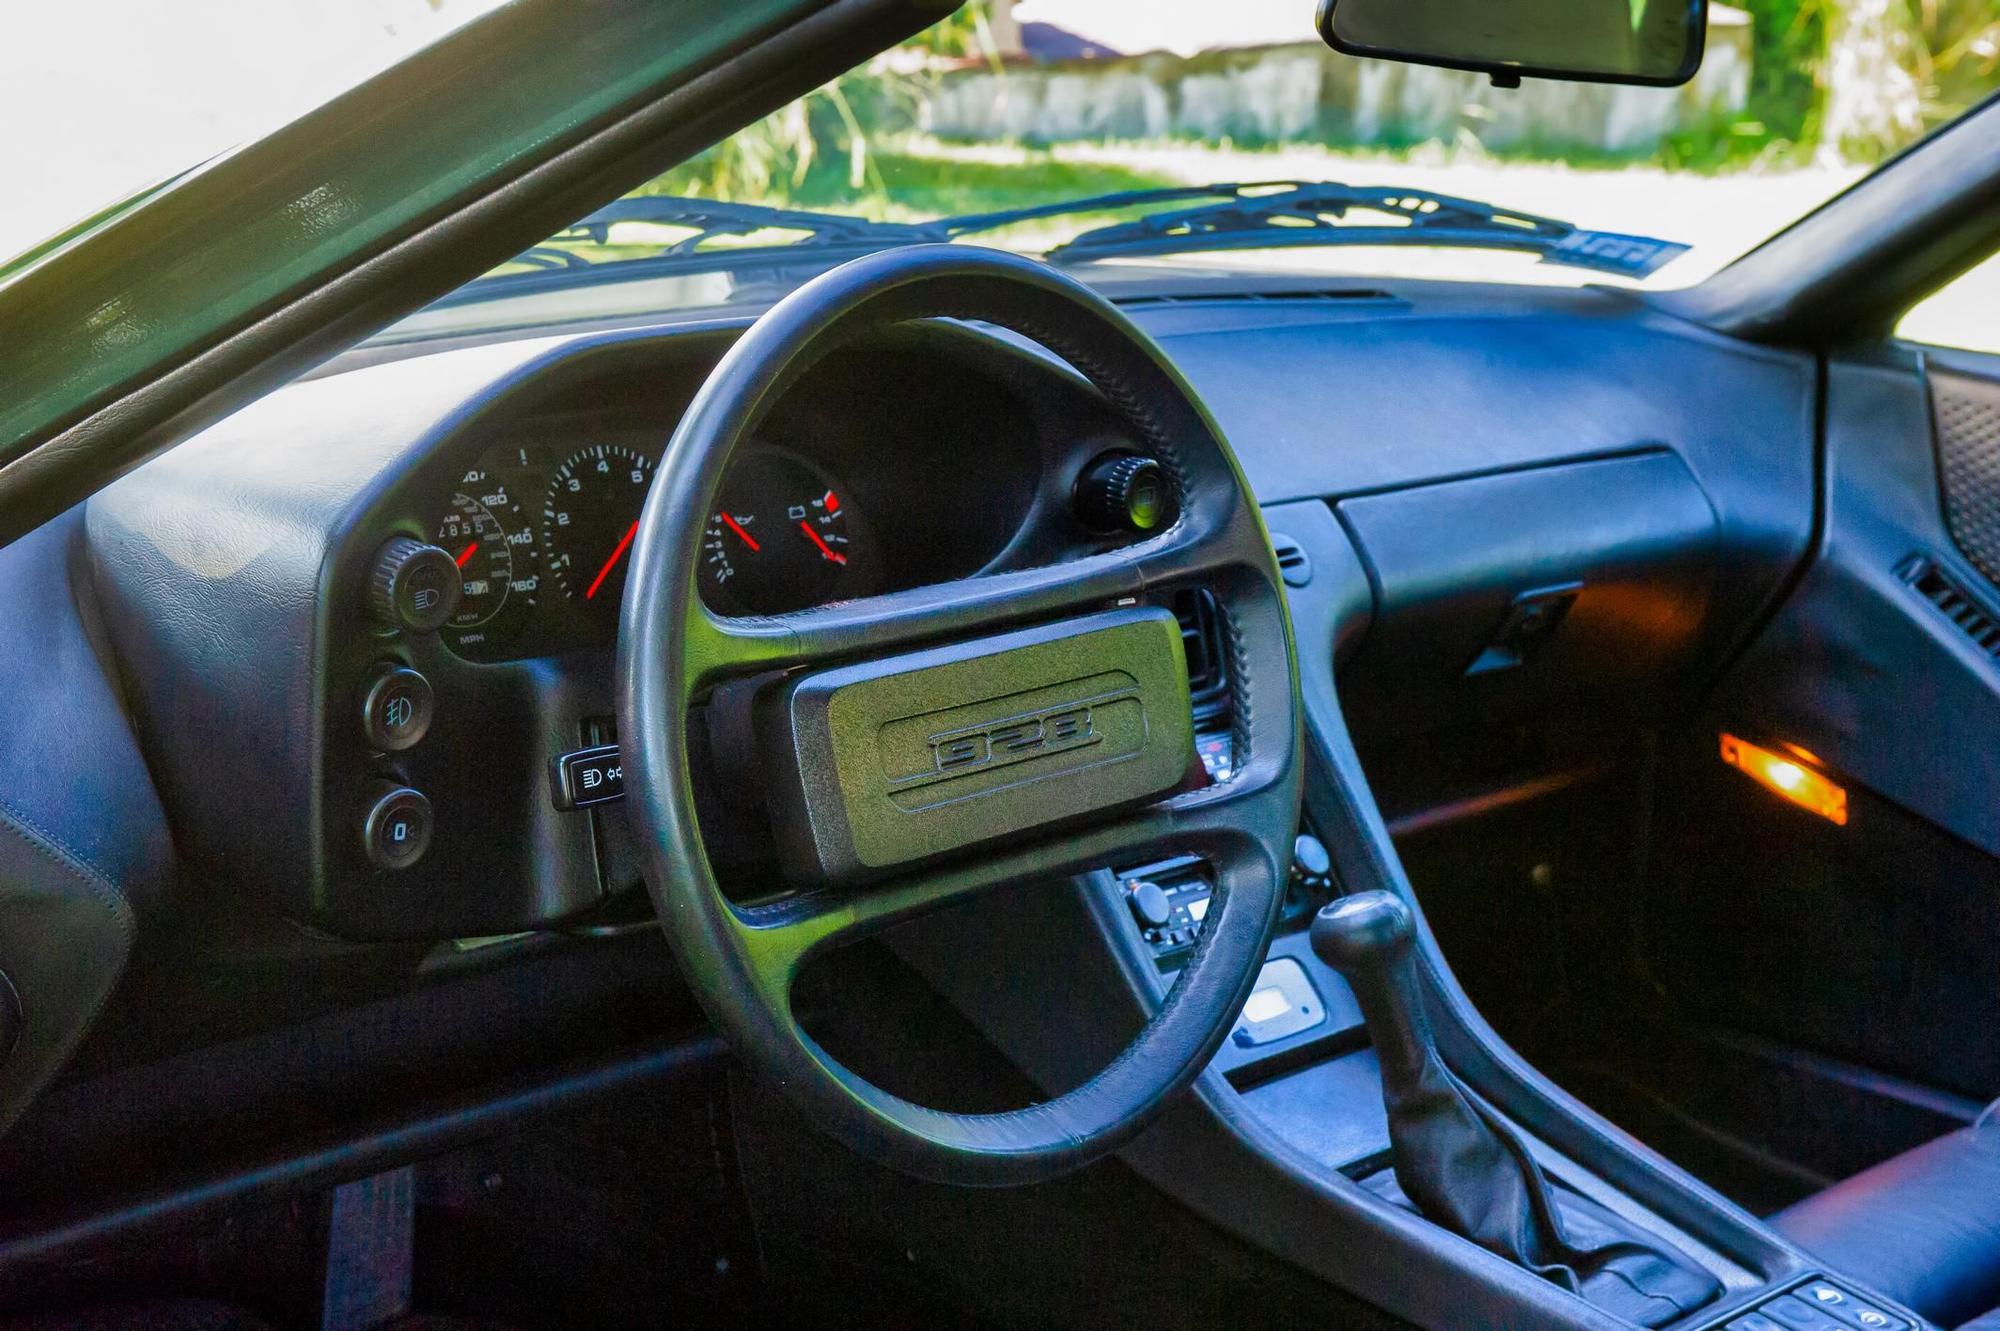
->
[435,473,536,631]
[542,443,656,617]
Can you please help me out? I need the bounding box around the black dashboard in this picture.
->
[82,320,1164,941]
[73,276,1817,951]
[0,269,1840,1276]
[422,327,1091,662]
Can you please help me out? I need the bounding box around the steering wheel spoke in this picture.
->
[685,549,1150,699]
[725,753,1290,994]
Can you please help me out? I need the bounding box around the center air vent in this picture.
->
[1171,588,1237,782]
[1172,589,1228,701]
[1902,556,2000,659]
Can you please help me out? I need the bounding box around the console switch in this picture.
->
[552,744,625,811]
[360,784,432,872]
[1729,1283,1908,1331]
[361,666,433,752]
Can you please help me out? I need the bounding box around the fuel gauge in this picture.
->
[701,448,859,616]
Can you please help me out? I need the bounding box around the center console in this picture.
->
[889,489,1934,1331]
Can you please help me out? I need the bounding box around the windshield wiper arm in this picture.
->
[539,188,1259,257]
[547,196,943,252]
[1041,181,1688,279]
[449,182,1685,313]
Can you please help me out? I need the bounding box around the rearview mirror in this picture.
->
[1316,0,1707,88]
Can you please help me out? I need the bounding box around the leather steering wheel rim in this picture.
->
[617,244,1303,1186]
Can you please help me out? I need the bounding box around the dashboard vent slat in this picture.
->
[1171,588,1230,706]
[1117,288,1392,310]
[1269,532,1312,587]
[1903,557,2000,661]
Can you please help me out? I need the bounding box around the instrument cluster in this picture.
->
[432,432,871,662]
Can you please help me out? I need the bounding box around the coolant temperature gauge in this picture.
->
[701,449,858,616]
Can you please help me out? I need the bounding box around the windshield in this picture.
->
[384,0,1998,338]
[14,2,1990,326]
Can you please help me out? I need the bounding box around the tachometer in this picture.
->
[542,443,656,615]
[702,449,858,615]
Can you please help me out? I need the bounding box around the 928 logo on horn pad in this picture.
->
[885,685,1139,791]
[926,703,1096,776]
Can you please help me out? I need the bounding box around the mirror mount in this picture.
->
[1316,0,1708,90]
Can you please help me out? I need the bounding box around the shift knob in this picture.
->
[1311,890,1433,1090]
[1311,889,1414,973]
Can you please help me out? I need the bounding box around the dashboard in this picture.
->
[76,278,1821,950]
[83,320,1160,941]
[415,327,1071,663]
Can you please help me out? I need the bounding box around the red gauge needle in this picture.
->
[798,519,847,565]
[453,541,479,569]
[584,520,640,600]
[719,512,761,552]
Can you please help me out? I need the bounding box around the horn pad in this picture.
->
[761,606,1196,885]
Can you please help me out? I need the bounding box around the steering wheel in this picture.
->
[617,245,1302,1186]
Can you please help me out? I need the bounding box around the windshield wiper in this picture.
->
[443,182,1685,312]
[1040,181,1688,279]
[547,196,944,251]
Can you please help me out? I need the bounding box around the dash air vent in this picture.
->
[1117,288,1391,310]
[1269,532,1312,587]
[1171,588,1230,707]
[1902,557,2000,658]
[1171,588,1237,782]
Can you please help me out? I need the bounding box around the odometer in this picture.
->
[542,443,656,617]
[436,492,517,629]
[434,464,538,635]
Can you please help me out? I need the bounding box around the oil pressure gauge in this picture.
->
[702,448,860,616]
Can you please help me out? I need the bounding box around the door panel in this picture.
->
[1647,344,2000,1105]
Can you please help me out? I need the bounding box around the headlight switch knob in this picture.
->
[368,537,462,633]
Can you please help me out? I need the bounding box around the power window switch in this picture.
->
[1795,1284,1909,1331]
[1764,1296,1852,1330]
[1726,1315,1785,1331]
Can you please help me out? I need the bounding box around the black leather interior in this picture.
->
[2,234,1974,1331]
[1313,891,1721,1326]
[0,510,171,1138]
[1771,1121,2000,1327]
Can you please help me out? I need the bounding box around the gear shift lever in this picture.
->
[1312,891,1721,1328]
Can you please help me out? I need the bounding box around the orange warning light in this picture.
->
[1720,733,1848,826]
